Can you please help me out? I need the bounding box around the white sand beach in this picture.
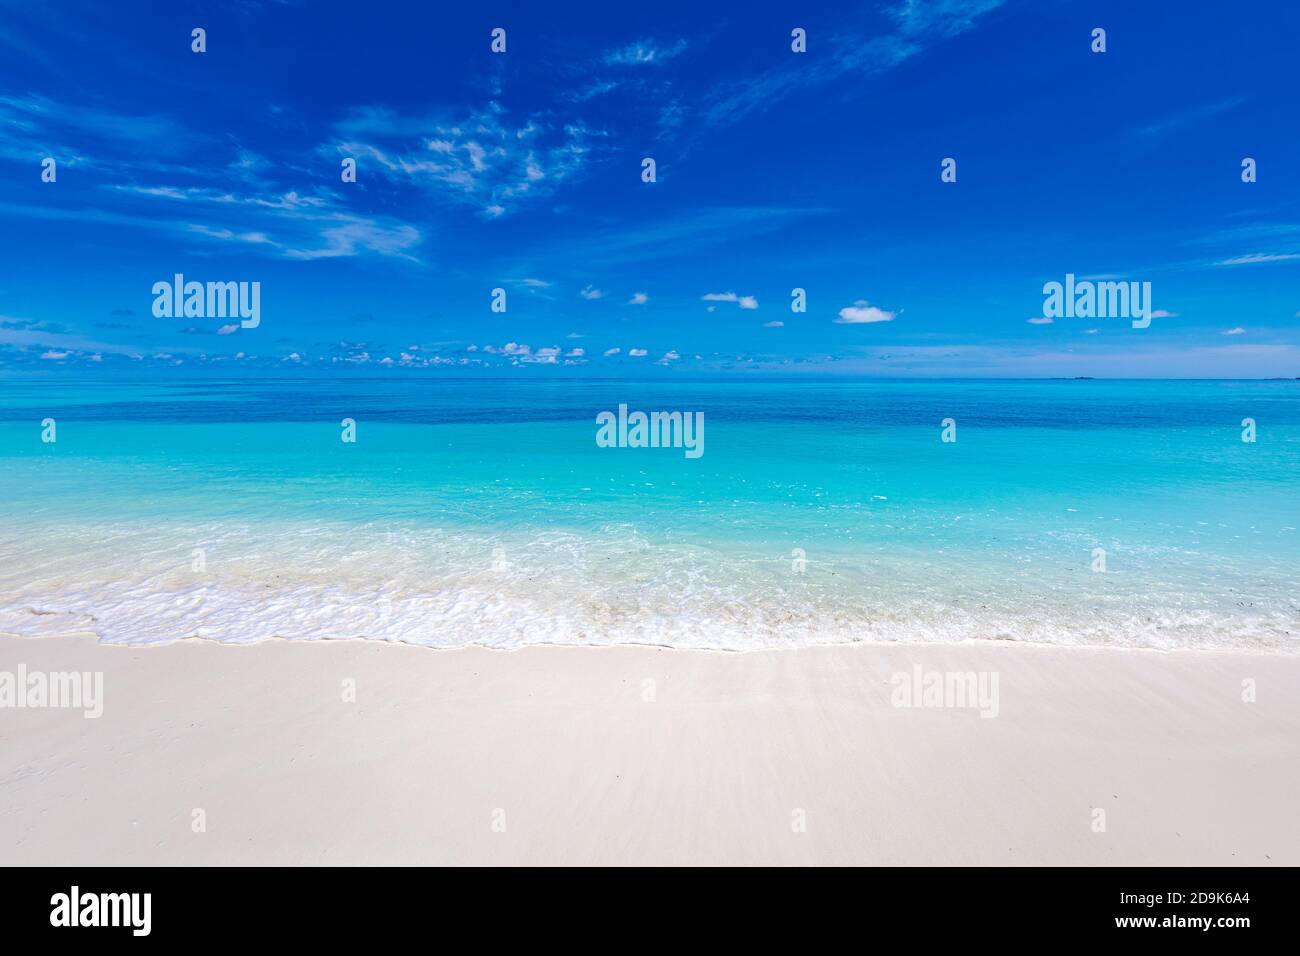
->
[2,634,1297,866]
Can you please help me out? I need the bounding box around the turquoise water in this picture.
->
[1,378,1296,649]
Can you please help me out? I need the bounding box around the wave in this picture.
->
[1,523,1295,652]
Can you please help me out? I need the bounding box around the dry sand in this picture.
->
[2,633,1297,865]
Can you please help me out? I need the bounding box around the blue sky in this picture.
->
[1,0,1297,377]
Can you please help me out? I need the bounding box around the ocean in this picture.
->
[1,377,1296,650]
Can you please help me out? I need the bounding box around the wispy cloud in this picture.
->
[604,39,687,66]
[1215,252,1300,266]
[1192,222,1300,246]
[0,93,208,168]
[3,191,424,263]
[1138,95,1248,138]
[888,0,1006,38]
[702,0,1005,126]
[284,220,421,261]
[330,103,598,218]
[100,183,425,262]
[189,224,278,246]
[541,206,825,267]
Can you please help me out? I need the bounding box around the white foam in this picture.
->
[0,522,1295,652]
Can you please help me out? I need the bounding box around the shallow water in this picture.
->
[1,377,1296,650]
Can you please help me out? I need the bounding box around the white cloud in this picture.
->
[605,39,687,66]
[702,291,758,309]
[702,2,1006,127]
[120,185,190,200]
[580,285,603,300]
[763,320,784,328]
[528,346,562,364]
[1150,310,1179,319]
[483,342,532,357]
[657,350,681,364]
[217,324,239,335]
[1027,317,1053,325]
[93,182,426,263]
[1216,253,1300,266]
[628,292,648,305]
[284,220,422,261]
[889,0,1007,38]
[333,104,596,219]
[472,342,575,365]
[1221,326,1246,335]
[603,347,620,357]
[628,348,648,357]
[835,300,896,324]
[189,224,277,246]
[39,350,69,360]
